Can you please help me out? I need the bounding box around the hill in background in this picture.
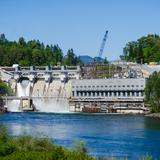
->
[79,55,104,64]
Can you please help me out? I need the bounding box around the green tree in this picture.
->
[0,80,13,96]
[122,34,160,63]
[0,33,80,66]
[64,49,77,66]
[18,37,26,46]
[145,71,160,112]
[52,45,63,65]
[0,33,7,43]
[32,49,45,66]
[104,57,108,64]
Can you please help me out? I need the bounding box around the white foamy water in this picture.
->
[7,100,21,112]
[16,83,25,97]
[34,98,69,113]
[8,80,70,113]
[42,82,49,96]
[25,82,31,96]
[8,81,30,112]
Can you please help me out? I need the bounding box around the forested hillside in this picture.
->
[123,34,160,63]
[0,34,81,66]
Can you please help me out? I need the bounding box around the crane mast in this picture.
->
[98,30,108,59]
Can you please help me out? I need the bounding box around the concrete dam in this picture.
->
[1,66,79,112]
[0,65,148,113]
[7,80,71,112]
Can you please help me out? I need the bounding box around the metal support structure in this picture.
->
[98,30,108,59]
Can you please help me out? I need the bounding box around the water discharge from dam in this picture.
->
[17,82,25,97]
[7,80,70,113]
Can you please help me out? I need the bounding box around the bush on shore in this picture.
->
[0,125,93,160]
[0,80,13,97]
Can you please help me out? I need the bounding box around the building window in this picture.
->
[77,91,79,96]
[136,92,139,96]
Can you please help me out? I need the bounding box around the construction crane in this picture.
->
[98,30,108,59]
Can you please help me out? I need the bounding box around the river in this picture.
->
[0,113,160,159]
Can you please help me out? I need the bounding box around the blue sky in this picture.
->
[0,0,160,60]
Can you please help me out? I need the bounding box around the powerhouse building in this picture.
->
[69,78,147,113]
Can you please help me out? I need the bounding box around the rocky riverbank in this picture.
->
[0,98,7,113]
[0,106,5,113]
[0,107,5,113]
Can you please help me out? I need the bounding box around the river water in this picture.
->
[0,113,160,159]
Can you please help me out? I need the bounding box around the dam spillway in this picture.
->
[7,79,72,112]
[3,65,79,112]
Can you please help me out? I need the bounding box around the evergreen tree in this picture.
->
[0,34,81,66]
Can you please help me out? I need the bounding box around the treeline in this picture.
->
[0,34,81,66]
[145,71,160,113]
[122,34,160,63]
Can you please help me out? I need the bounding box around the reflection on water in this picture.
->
[144,117,160,129]
[0,113,160,159]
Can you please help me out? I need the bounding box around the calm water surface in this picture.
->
[0,113,160,159]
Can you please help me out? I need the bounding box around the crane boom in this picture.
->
[98,30,108,58]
